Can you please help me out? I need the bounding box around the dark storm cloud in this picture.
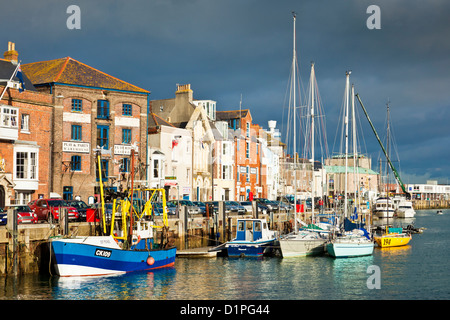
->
[1,0,449,183]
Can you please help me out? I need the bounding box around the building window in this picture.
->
[122,104,132,116]
[21,114,30,132]
[97,125,109,149]
[71,155,81,171]
[122,128,131,144]
[14,191,31,205]
[237,165,240,182]
[121,158,130,173]
[256,167,259,184]
[246,141,250,158]
[15,151,37,179]
[96,159,109,181]
[246,166,250,182]
[71,99,82,111]
[97,100,109,119]
[153,159,160,178]
[1,106,18,128]
[71,125,82,141]
[222,165,232,180]
[63,186,73,200]
[246,122,250,138]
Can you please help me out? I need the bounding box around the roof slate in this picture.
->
[22,57,149,93]
[0,59,36,91]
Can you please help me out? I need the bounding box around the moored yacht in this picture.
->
[396,200,416,218]
[372,197,395,218]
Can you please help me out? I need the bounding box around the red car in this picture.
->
[28,199,79,223]
[9,205,38,224]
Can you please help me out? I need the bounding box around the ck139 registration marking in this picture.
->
[95,249,112,258]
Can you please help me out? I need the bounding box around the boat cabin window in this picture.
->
[246,221,253,230]
[254,221,261,232]
[238,221,245,231]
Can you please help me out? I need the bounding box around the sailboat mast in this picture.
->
[344,71,351,218]
[292,12,298,232]
[386,101,390,222]
[310,62,315,223]
[351,84,359,218]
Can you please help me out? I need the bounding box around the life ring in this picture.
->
[132,235,141,245]
[147,256,155,265]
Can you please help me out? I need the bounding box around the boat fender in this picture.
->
[147,256,155,265]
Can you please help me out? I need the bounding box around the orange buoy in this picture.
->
[147,256,155,265]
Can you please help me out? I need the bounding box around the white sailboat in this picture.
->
[326,73,374,258]
[279,13,328,257]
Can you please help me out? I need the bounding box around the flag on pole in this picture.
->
[15,64,25,92]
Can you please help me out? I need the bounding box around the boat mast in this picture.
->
[310,62,315,223]
[292,12,298,232]
[351,84,360,219]
[386,101,390,223]
[344,71,351,219]
[128,149,135,245]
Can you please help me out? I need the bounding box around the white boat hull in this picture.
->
[326,240,374,258]
[279,234,326,257]
[373,210,394,218]
[396,209,416,218]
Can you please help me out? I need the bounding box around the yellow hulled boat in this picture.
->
[374,227,411,248]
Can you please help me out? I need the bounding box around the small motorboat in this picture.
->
[225,218,278,257]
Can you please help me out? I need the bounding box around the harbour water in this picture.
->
[1,209,449,301]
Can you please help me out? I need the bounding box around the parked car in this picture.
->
[28,199,79,223]
[168,200,200,215]
[0,206,38,225]
[276,201,293,212]
[227,201,246,215]
[0,208,4,225]
[239,201,271,214]
[66,200,90,221]
[192,201,207,215]
[240,201,253,213]
[90,202,115,220]
[165,201,177,215]
[255,198,279,212]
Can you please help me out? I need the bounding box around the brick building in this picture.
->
[0,43,53,207]
[216,109,265,201]
[22,57,150,202]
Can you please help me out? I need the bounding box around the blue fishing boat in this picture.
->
[50,150,176,277]
[50,232,176,276]
[225,218,278,257]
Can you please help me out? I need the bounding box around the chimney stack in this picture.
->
[4,42,18,65]
[175,84,193,102]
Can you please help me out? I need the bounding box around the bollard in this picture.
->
[59,207,69,235]
[219,201,226,243]
[252,200,258,219]
[6,208,18,276]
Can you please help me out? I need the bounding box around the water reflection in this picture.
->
[51,267,177,300]
[0,210,448,300]
[330,255,375,299]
